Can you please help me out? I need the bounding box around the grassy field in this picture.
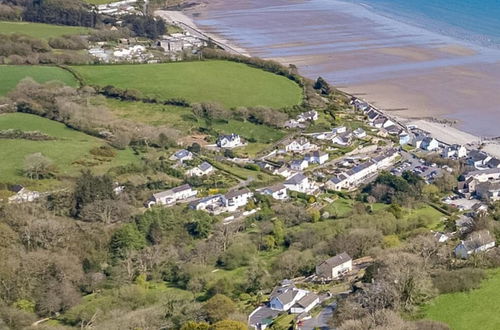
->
[422,269,500,330]
[0,21,90,39]
[105,99,286,144]
[0,65,78,96]
[71,61,303,108]
[0,113,138,189]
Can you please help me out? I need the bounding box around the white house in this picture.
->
[284,173,314,194]
[442,144,467,159]
[316,252,352,280]
[274,166,294,178]
[269,281,308,312]
[170,149,193,162]
[290,159,309,171]
[433,231,451,243]
[305,151,329,165]
[284,139,316,153]
[258,184,288,200]
[217,134,242,148]
[224,188,253,211]
[353,127,366,139]
[454,230,496,259]
[332,126,347,134]
[186,162,214,177]
[331,135,351,147]
[297,110,318,122]
[420,137,439,151]
[8,185,40,203]
[189,194,226,214]
[146,184,197,208]
[290,292,320,314]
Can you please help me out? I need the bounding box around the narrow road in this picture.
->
[299,302,336,330]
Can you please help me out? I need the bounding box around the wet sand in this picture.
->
[184,0,500,142]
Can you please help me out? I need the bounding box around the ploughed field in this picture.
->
[0,21,91,39]
[0,65,78,96]
[0,113,138,188]
[70,61,303,108]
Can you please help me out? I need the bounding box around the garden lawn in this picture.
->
[0,65,78,96]
[422,269,500,330]
[0,113,138,188]
[0,21,90,39]
[71,61,303,108]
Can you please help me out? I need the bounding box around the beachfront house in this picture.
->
[217,133,242,148]
[475,181,500,201]
[316,252,353,280]
[170,149,193,163]
[467,150,492,168]
[420,137,439,151]
[442,144,468,159]
[290,159,309,171]
[258,184,288,200]
[399,132,411,145]
[454,230,496,259]
[146,184,197,208]
[305,151,329,164]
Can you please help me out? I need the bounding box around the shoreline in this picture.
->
[157,6,500,158]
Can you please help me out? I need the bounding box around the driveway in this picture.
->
[299,302,337,330]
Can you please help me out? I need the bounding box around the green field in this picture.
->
[105,99,285,144]
[0,21,90,39]
[423,269,500,330]
[0,65,78,96]
[0,113,138,188]
[71,61,303,108]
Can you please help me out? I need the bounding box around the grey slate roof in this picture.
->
[293,292,319,309]
[284,173,307,185]
[318,252,352,269]
[199,161,213,172]
[225,188,251,199]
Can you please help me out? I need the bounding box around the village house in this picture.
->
[8,185,40,203]
[186,162,214,177]
[331,134,351,147]
[289,292,320,314]
[274,166,294,178]
[269,281,308,312]
[217,133,242,148]
[454,230,496,259]
[312,131,336,141]
[284,173,315,194]
[366,109,380,122]
[170,149,193,163]
[353,127,367,139]
[284,138,316,153]
[475,181,500,201]
[384,125,403,136]
[224,188,254,211]
[399,132,411,145]
[305,151,329,165]
[297,110,318,122]
[146,184,197,208]
[433,231,451,243]
[486,157,500,169]
[332,126,347,134]
[442,144,468,159]
[284,119,305,129]
[290,159,309,171]
[189,194,226,214]
[371,116,395,129]
[458,168,500,198]
[420,137,439,151]
[258,184,288,200]
[467,150,492,169]
[316,252,353,280]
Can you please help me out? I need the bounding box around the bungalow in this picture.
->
[186,161,214,177]
[274,166,294,178]
[331,135,351,147]
[258,184,288,200]
[146,184,197,208]
[189,194,226,213]
[371,116,394,129]
[284,139,315,153]
[353,127,366,139]
[312,131,336,140]
[284,119,305,129]
[290,159,309,171]
[284,173,314,193]
[454,230,496,259]
[385,125,402,136]
[420,137,439,151]
[290,292,320,314]
[170,149,193,162]
[316,252,352,280]
[332,126,347,134]
[442,144,468,159]
[217,133,242,148]
[325,173,349,191]
[297,110,318,122]
[305,151,329,165]
[269,281,308,312]
[224,188,253,211]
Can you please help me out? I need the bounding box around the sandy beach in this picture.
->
[161,0,500,157]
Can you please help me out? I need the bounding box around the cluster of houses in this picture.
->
[89,43,157,64]
[284,110,318,129]
[350,98,405,138]
[326,148,399,191]
[458,168,500,201]
[157,33,207,56]
[95,0,141,16]
[189,188,254,214]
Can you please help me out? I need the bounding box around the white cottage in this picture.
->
[316,252,352,280]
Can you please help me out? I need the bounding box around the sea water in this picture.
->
[351,0,500,47]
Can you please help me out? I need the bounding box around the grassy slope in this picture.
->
[422,269,500,330]
[0,113,138,187]
[71,61,303,108]
[105,99,285,144]
[0,21,90,39]
[0,65,78,96]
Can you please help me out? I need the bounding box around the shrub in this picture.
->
[432,268,486,294]
[89,145,117,158]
